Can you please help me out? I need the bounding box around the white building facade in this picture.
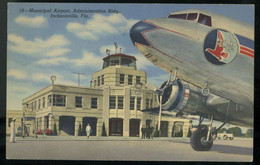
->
[22,53,191,137]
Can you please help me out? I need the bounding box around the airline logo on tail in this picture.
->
[204,29,238,65]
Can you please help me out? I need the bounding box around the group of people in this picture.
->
[141,125,154,139]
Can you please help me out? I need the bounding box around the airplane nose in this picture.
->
[130,20,157,46]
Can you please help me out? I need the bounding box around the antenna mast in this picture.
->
[73,72,86,86]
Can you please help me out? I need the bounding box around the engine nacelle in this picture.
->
[158,80,207,115]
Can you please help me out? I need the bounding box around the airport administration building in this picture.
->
[20,53,191,137]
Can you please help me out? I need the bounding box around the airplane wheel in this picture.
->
[229,137,233,140]
[223,135,228,140]
[190,128,213,151]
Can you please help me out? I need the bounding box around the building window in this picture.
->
[130,97,135,110]
[48,95,52,106]
[150,99,153,108]
[128,75,133,85]
[75,96,82,108]
[34,101,37,110]
[118,96,124,109]
[42,97,45,108]
[94,80,96,87]
[31,102,34,111]
[38,99,41,110]
[146,98,149,109]
[120,74,125,84]
[110,96,116,109]
[136,76,141,84]
[53,95,66,106]
[98,76,100,86]
[101,75,104,85]
[137,97,141,110]
[91,98,97,109]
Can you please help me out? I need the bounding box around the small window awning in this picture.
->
[24,117,35,120]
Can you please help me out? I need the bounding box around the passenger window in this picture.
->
[168,14,187,19]
[187,13,198,21]
[198,14,212,27]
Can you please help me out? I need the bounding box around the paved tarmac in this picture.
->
[6,136,253,162]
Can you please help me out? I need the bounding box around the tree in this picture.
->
[227,127,243,137]
[245,129,253,138]
[218,128,227,133]
[78,123,82,136]
[53,122,58,136]
[101,122,107,136]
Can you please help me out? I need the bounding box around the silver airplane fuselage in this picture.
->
[130,9,254,127]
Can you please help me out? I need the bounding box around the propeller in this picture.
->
[145,69,178,135]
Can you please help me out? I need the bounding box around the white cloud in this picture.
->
[37,50,103,69]
[7,69,28,79]
[32,72,76,86]
[67,14,139,40]
[46,48,71,57]
[15,15,48,28]
[8,34,71,57]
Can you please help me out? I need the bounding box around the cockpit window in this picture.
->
[168,14,187,19]
[198,14,212,27]
[187,13,198,20]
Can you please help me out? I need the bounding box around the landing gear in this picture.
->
[190,128,213,151]
[190,115,214,151]
[190,114,227,151]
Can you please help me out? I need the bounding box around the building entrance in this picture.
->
[160,121,168,137]
[59,116,75,135]
[82,117,97,136]
[129,119,140,137]
[109,118,123,136]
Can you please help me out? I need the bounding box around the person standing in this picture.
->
[10,118,16,143]
[150,125,154,139]
[141,125,146,139]
[86,124,92,138]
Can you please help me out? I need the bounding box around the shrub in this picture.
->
[78,123,82,136]
[53,122,58,136]
[36,130,43,135]
[45,128,52,135]
[101,122,107,136]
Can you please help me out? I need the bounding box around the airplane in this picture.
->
[130,9,254,151]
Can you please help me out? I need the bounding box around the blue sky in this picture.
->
[7,3,254,110]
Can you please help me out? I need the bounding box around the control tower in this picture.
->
[91,53,146,88]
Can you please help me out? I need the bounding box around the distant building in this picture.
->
[21,53,191,137]
[6,110,34,136]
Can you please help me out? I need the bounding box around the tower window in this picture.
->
[137,97,141,110]
[118,96,124,109]
[91,98,98,109]
[110,96,116,109]
[101,75,104,85]
[136,76,141,84]
[75,96,82,108]
[120,74,125,84]
[128,75,133,85]
[130,97,135,110]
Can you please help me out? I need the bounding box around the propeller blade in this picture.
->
[158,95,162,134]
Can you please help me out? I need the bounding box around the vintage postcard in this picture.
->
[6,3,254,161]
